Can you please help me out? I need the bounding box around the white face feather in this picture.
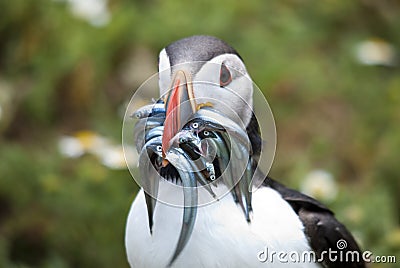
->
[158,48,171,96]
[158,51,254,127]
[193,54,253,127]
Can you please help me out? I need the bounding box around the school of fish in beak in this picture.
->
[133,89,256,266]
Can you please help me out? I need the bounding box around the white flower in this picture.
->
[355,38,397,66]
[58,131,138,170]
[58,135,85,158]
[55,0,111,27]
[300,169,338,202]
[100,145,137,170]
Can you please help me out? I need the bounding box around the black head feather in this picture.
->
[165,35,241,66]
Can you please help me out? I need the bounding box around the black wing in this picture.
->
[264,177,366,268]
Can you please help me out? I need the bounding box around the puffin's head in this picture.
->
[158,35,254,156]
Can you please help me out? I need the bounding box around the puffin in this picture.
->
[125,35,365,268]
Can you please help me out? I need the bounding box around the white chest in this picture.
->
[125,183,320,268]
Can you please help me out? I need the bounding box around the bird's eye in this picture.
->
[192,122,199,129]
[203,130,210,136]
[220,63,232,87]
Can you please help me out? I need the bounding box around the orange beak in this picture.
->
[162,70,197,165]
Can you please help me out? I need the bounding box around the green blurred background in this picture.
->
[0,0,399,267]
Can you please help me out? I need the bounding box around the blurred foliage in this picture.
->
[0,0,399,267]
